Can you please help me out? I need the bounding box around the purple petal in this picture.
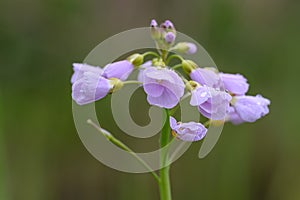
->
[170,117,178,130]
[71,63,103,84]
[72,72,111,105]
[147,89,179,109]
[102,60,134,81]
[144,83,164,97]
[219,73,249,95]
[190,68,220,88]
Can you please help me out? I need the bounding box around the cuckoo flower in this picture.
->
[219,73,249,95]
[71,63,103,84]
[142,67,184,109]
[231,94,270,123]
[170,117,207,142]
[190,85,232,120]
[102,60,134,81]
[190,67,220,88]
[72,71,113,105]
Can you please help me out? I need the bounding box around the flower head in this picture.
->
[71,63,103,84]
[72,72,112,105]
[142,67,185,109]
[231,94,270,123]
[190,85,232,120]
[219,73,249,95]
[102,60,134,81]
[170,117,207,142]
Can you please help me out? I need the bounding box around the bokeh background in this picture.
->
[1,0,300,199]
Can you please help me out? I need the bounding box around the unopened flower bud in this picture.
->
[109,78,124,92]
[152,58,166,67]
[186,80,200,91]
[150,19,161,40]
[127,53,144,67]
[164,32,176,44]
[150,19,158,27]
[164,20,175,30]
[182,60,197,74]
[172,42,197,54]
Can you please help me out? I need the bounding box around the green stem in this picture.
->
[171,64,182,70]
[123,80,142,85]
[142,51,159,59]
[161,50,168,63]
[166,54,184,65]
[87,119,160,182]
[159,109,172,200]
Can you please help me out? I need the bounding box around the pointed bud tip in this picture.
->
[150,19,158,27]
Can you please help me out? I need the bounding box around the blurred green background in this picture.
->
[1,0,300,199]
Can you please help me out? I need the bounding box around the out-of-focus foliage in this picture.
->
[1,0,299,199]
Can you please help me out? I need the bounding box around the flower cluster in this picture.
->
[71,19,270,142]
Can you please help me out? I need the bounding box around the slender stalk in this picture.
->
[87,119,160,182]
[159,109,172,200]
[166,54,184,65]
[171,64,182,70]
[123,80,142,85]
[142,51,159,59]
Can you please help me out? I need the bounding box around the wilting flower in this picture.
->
[142,67,184,109]
[72,71,113,105]
[71,63,103,84]
[190,85,232,120]
[219,73,249,95]
[190,67,220,88]
[102,60,134,81]
[170,117,207,142]
[230,94,270,123]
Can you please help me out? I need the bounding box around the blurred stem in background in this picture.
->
[0,93,9,200]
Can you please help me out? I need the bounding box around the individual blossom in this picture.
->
[230,94,270,123]
[190,67,220,88]
[142,67,185,109]
[219,73,249,95]
[102,60,134,81]
[71,63,103,84]
[170,117,207,142]
[190,85,232,120]
[72,71,113,105]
